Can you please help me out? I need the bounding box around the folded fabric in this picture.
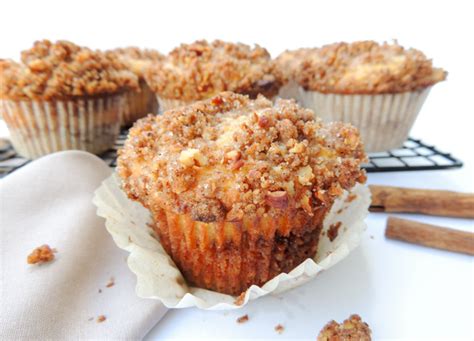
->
[0,151,167,339]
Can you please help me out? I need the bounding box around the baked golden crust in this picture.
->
[144,40,281,101]
[118,92,366,224]
[297,41,447,94]
[318,314,372,341]
[0,40,139,100]
[108,47,164,78]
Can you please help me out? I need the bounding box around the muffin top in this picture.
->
[274,48,319,84]
[318,315,371,341]
[145,40,281,101]
[108,47,163,78]
[297,41,447,94]
[118,92,366,223]
[0,40,139,100]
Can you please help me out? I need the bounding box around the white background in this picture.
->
[1,1,473,340]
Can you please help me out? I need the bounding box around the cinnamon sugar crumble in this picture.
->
[327,222,342,242]
[317,314,371,341]
[118,92,366,223]
[297,41,446,94]
[274,324,285,334]
[27,244,56,265]
[108,47,163,78]
[274,48,319,84]
[1,40,139,100]
[236,314,249,323]
[145,40,281,101]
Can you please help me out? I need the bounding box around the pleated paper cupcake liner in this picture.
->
[299,87,432,152]
[122,81,158,127]
[93,174,370,310]
[1,95,123,159]
[278,80,303,103]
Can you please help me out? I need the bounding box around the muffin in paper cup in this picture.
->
[93,174,370,309]
[285,41,446,152]
[0,40,139,159]
[108,48,162,126]
[146,40,281,112]
[112,92,368,299]
[1,95,123,159]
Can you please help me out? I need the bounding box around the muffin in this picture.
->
[109,47,162,126]
[117,92,367,295]
[145,40,281,112]
[274,48,318,101]
[295,41,447,152]
[0,40,138,159]
[318,314,372,341]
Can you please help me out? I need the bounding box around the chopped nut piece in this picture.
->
[236,314,249,323]
[179,148,208,167]
[317,314,371,341]
[289,142,305,154]
[27,244,56,265]
[266,191,289,209]
[274,324,285,334]
[297,165,314,186]
[224,150,241,163]
[97,315,107,323]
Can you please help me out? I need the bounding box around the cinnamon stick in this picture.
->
[370,185,474,218]
[386,217,474,255]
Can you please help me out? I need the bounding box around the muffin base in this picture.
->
[299,87,432,152]
[1,95,123,159]
[122,80,158,127]
[151,208,327,296]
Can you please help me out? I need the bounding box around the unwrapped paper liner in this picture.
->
[93,174,370,310]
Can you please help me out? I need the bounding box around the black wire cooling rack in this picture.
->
[0,130,463,178]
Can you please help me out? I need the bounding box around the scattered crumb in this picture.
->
[27,244,56,265]
[88,317,94,321]
[106,277,115,288]
[317,314,371,341]
[336,208,343,214]
[176,277,185,286]
[236,314,249,324]
[370,235,374,240]
[234,292,246,306]
[327,222,342,242]
[274,324,285,334]
[128,236,133,243]
[98,289,102,294]
[97,315,107,323]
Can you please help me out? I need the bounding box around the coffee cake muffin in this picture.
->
[295,41,447,152]
[318,314,372,341]
[0,40,138,158]
[145,40,281,112]
[109,47,162,126]
[117,92,366,295]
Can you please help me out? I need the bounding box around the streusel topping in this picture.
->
[118,92,366,223]
[318,314,371,341]
[297,41,446,94]
[108,47,163,77]
[0,40,139,100]
[274,48,319,84]
[145,40,281,101]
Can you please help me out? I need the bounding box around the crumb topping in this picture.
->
[108,47,163,78]
[96,315,107,323]
[0,40,139,100]
[318,314,372,341]
[297,41,446,94]
[145,40,281,101]
[274,48,319,84]
[118,92,366,223]
[27,244,56,264]
[274,324,285,334]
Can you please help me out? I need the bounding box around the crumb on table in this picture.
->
[27,244,56,265]
[237,314,249,324]
[327,222,342,242]
[274,324,284,334]
[106,277,115,288]
[97,315,106,323]
[234,292,246,306]
[317,314,371,341]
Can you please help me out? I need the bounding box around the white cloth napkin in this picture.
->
[0,151,167,340]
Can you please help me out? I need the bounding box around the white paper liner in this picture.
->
[299,87,432,152]
[93,174,370,310]
[278,80,302,103]
[1,95,124,159]
[122,81,158,127]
